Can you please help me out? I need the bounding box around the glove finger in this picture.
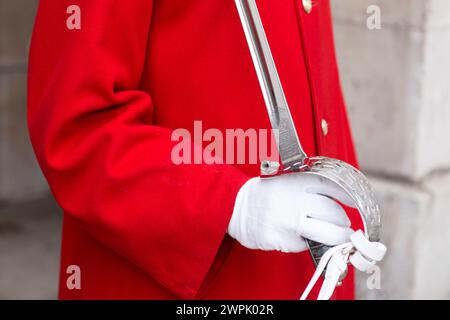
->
[305,194,351,227]
[277,232,308,253]
[303,175,357,208]
[256,226,308,253]
[298,218,354,246]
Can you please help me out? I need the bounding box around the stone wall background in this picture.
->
[0,0,61,300]
[0,0,47,203]
[0,0,448,299]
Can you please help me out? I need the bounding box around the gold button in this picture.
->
[303,0,313,14]
[321,119,329,136]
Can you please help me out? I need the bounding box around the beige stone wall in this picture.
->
[332,0,450,299]
[0,0,449,299]
[0,0,47,203]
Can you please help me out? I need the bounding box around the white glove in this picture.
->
[228,173,357,253]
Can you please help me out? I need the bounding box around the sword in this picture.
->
[235,0,381,277]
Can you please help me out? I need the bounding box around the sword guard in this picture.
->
[272,156,382,282]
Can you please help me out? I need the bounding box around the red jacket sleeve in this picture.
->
[28,0,249,299]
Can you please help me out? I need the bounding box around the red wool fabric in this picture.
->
[28,0,359,299]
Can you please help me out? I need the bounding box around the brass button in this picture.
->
[321,119,329,136]
[303,0,313,14]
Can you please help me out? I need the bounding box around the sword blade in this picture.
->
[235,0,307,169]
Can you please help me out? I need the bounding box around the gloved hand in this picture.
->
[228,173,357,253]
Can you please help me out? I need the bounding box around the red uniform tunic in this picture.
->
[28,0,358,299]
